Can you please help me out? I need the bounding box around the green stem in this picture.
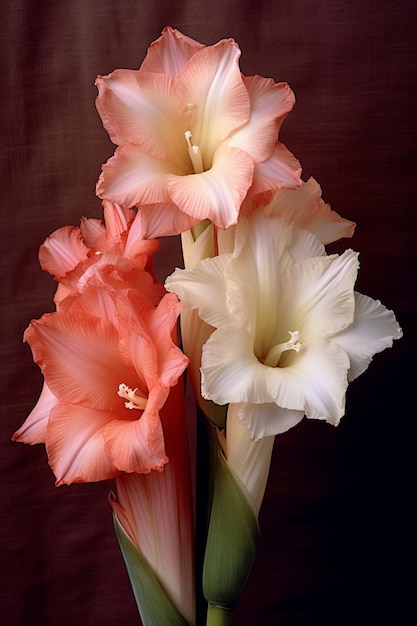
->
[195,411,220,624]
[206,604,234,626]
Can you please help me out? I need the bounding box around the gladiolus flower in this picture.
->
[13,273,188,484]
[95,27,301,233]
[38,201,161,308]
[166,213,402,439]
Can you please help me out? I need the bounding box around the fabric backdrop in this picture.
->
[2,1,416,625]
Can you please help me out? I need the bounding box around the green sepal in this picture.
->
[113,514,190,626]
[202,449,260,610]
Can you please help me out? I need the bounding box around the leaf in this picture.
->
[113,514,190,626]
[202,449,259,609]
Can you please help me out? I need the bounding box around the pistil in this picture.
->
[263,331,301,367]
[184,131,204,174]
[117,383,147,411]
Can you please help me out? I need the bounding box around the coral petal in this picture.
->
[12,382,57,445]
[47,403,118,485]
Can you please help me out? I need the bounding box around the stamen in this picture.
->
[117,383,147,411]
[263,331,301,368]
[184,131,204,174]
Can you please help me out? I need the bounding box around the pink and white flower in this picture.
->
[95,27,301,233]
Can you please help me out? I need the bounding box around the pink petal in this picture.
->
[12,382,57,445]
[167,144,254,228]
[139,203,200,238]
[174,39,250,162]
[140,26,205,76]
[118,322,158,392]
[80,260,163,306]
[103,385,169,474]
[24,312,133,411]
[102,200,131,239]
[123,210,162,257]
[79,216,106,249]
[264,178,356,244]
[96,143,176,207]
[251,141,302,194]
[226,76,296,163]
[66,283,119,326]
[38,226,89,279]
[46,402,118,485]
[95,70,176,159]
[146,293,189,387]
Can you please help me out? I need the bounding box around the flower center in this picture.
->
[263,330,301,367]
[117,383,148,411]
[184,130,204,174]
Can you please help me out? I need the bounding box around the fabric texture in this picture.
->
[2,1,415,624]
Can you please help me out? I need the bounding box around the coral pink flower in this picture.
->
[38,201,161,307]
[95,27,301,233]
[13,272,188,485]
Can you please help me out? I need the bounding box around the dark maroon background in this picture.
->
[2,1,416,624]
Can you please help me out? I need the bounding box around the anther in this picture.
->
[184,131,204,174]
[117,383,147,411]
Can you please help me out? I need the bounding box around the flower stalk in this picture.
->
[206,605,234,626]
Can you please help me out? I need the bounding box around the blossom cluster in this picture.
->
[14,27,402,626]
[14,201,188,483]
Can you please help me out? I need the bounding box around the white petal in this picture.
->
[225,215,291,339]
[332,292,403,381]
[285,224,326,262]
[238,401,304,440]
[278,249,359,341]
[165,254,232,328]
[265,340,349,425]
[180,222,216,269]
[226,403,275,515]
[201,324,270,405]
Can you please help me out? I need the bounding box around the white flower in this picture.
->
[166,213,402,439]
